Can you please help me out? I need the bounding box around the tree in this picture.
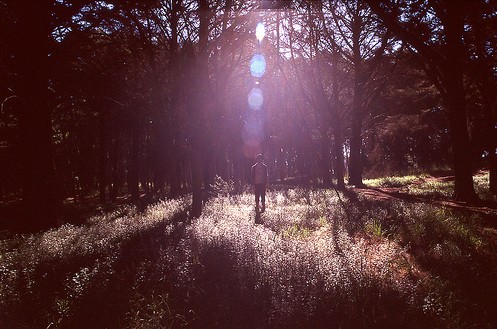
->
[3,0,58,229]
[464,0,497,195]
[367,49,450,175]
[367,0,480,201]
[327,0,391,187]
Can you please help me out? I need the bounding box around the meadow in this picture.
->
[1,174,496,328]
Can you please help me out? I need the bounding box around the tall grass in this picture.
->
[1,179,496,328]
[365,175,425,188]
[366,172,495,201]
[183,190,422,328]
[0,197,190,328]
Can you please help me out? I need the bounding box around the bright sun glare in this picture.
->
[256,22,265,42]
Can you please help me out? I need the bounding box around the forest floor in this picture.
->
[1,172,497,328]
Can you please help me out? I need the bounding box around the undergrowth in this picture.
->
[1,175,496,328]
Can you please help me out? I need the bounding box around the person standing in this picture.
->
[251,154,268,212]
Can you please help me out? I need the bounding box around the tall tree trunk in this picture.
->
[443,3,477,201]
[333,120,345,189]
[109,133,119,202]
[98,109,107,203]
[170,153,182,197]
[471,3,497,196]
[490,148,497,196]
[331,49,345,189]
[348,79,365,187]
[191,149,203,217]
[168,0,181,197]
[12,0,58,229]
[320,129,332,187]
[130,117,140,201]
[190,0,210,217]
[348,12,366,187]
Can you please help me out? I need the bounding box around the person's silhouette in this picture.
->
[251,154,268,212]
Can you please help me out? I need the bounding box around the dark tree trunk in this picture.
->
[170,152,182,197]
[190,0,210,217]
[486,101,497,196]
[191,150,203,217]
[348,79,365,187]
[109,127,120,202]
[98,110,107,203]
[320,133,332,187]
[331,49,345,190]
[130,118,140,201]
[348,12,366,188]
[491,151,497,195]
[443,3,478,201]
[11,1,58,229]
[333,121,345,190]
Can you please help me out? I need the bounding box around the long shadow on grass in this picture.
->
[344,188,497,328]
[184,194,430,329]
[0,206,193,329]
[62,209,194,329]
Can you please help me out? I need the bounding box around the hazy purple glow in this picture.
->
[248,87,264,110]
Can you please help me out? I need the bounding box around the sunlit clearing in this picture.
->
[250,54,266,78]
[256,22,265,41]
[248,87,264,110]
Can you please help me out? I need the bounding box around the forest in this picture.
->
[1,0,497,328]
[0,0,495,225]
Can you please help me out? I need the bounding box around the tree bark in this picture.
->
[443,2,477,201]
[11,0,58,229]
[320,129,332,187]
[333,120,345,189]
[347,10,366,187]
[98,109,107,203]
[130,117,140,201]
[190,0,210,217]
[331,54,345,189]
[348,78,365,187]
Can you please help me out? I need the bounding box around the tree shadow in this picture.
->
[343,186,497,327]
[0,205,192,329]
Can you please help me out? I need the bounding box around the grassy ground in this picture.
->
[1,173,497,328]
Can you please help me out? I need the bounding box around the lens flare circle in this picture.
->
[250,54,266,78]
[248,87,264,110]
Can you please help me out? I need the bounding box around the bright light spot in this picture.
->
[248,88,264,110]
[52,26,72,42]
[256,22,265,41]
[250,54,266,78]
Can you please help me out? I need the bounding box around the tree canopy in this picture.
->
[1,0,496,228]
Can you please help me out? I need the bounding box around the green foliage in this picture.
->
[365,175,424,188]
[473,172,494,200]
[365,218,384,238]
[283,224,312,239]
[408,179,454,199]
